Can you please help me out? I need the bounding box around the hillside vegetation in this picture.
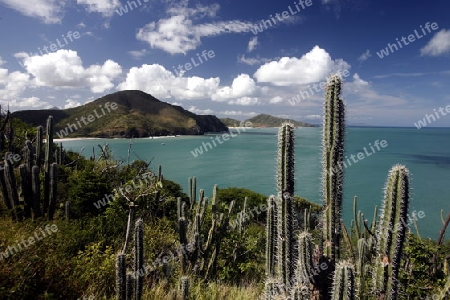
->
[11,90,228,138]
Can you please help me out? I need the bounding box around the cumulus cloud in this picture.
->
[218,110,258,117]
[136,2,254,54]
[247,37,258,52]
[18,50,122,93]
[421,29,450,56]
[212,74,257,102]
[0,0,64,23]
[63,99,82,109]
[117,64,220,100]
[253,46,350,86]
[0,68,31,102]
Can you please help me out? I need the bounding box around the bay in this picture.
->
[59,127,450,240]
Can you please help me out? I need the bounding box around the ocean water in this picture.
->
[59,127,450,240]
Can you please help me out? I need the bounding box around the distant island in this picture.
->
[221,114,317,128]
[11,90,315,138]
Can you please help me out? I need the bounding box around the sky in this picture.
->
[0,0,449,127]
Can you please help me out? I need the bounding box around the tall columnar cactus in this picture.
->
[189,176,196,210]
[180,276,190,300]
[275,123,297,289]
[295,232,314,287]
[277,122,295,196]
[134,218,144,300]
[4,152,20,214]
[373,164,410,299]
[31,165,41,219]
[116,253,126,300]
[265,196,277,278]
[44,116,54,213]
[47,162,57,220]
[331,261,356,300]
[19,164,32,218]
[322,75,345,261]
[35,125,43,167]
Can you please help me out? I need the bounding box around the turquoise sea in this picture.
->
[59,127,450,240]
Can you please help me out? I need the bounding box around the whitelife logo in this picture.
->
[55,102,118,138]
[376,22,439,58]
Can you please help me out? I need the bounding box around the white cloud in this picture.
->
[269,96,283,104]
[421,29,450,56]
[129,49,149,59]
[0,68,31,102]
[0,0,64,23]
[238,54,271,66]
[187,106,214,115]
[117,64,220,100]
[63,99,82,109]
[77,0,121,17]
[212,74,257,102]
[219,110,258,117]
[306,114,321,119]
[136,2,254,54]
[247,37,258,52]
[358,49,371,62]
[18,50,122,93]
[228,97,259,106]
[8,97,51,110]
[253,46,350,86]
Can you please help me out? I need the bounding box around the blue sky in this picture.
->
[0,0,449,126]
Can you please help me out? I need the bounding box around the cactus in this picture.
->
[31,165,41,219]
[47,162,57,220]
[189,176,196,210]
[276,123,297,289]
[180,276,190,300]
[35,125,43,167]
[44,116,54,213]
[322,74,345,261]
[19,164,32,218]
[126,272,134,300]
[178,183,234,279]
[331,261,356,300]
[266,196,277,278]
[134,218,144,300]
[4,152,20,221]
[116,253,126,300]
[293,232,314,289]
[373,164,410,299]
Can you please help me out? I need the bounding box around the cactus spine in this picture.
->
[322,75,345,261]
[373,164,410,299]
[331,261,356,300]
[276,123,297,289]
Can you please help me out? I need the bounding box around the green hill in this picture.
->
[219,118,242,127]
[245,114,316,127]
[11,90,228,138]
